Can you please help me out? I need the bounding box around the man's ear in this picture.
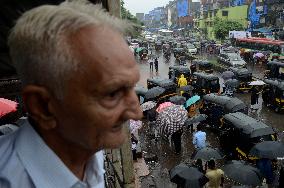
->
[22,85,57,130]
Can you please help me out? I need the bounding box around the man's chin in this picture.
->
[104,129,127,149]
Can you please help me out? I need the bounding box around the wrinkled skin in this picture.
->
[52,26,143,151]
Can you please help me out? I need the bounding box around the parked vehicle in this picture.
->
[186,43,197,55]
[202,94,247,130]
[263,79,284,112]
[155,41,163,51]
[229,67,254,92]
[217,52,247,68]
[193,60,213,73]
[135,86,148,104]
[265,60,284,80]
[169,66,191,84]
[173,48,186,58]
[147,77,177,103]
[219,112,276,161]
[192,72,220,95]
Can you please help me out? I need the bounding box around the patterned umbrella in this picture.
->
[156,104,188,137]
[169,95,186,105]
[140,101,157,111]
[185,95,200,108]
[253,52,264,59]
[184,114,207,126]
[129,120,142,134]
[156,102,174,113]
[145,86,166,100]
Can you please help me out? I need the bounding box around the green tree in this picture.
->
[121,0,142,25]
[213,18,244,41]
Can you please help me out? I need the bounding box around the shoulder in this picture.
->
[0,131,32,188]
[216,169,224,175]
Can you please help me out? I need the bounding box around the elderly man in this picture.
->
[0,1,142,188]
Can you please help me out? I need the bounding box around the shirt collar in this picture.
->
[15,120,84,188]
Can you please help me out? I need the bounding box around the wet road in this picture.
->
[137,51,284,132]
[136,50,284,188]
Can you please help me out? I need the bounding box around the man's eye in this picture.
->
[107,90,123,99]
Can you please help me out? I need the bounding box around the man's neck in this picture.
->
[37,128,94,180]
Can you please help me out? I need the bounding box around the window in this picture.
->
[222,10,228,16]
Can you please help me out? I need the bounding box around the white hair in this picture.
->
[8,0,131,99]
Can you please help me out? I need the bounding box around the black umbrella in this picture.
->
[169,95,186,105]
[184,114,207,126]
[179,85,194,92]
[193,147,222,161]
[225,79,240,88]
[221,71,235,80]
[222,160,263,186]
[249,141,284,159]
[170,164,208,188]
[145,86,165,100]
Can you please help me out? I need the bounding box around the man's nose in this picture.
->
[123,89,143,120]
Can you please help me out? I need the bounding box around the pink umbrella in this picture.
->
[0,98,18,118]
[253,52,264,59]
[156,102,174,113]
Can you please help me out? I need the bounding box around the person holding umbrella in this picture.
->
[171,129,183,155]
[250,85,262,110]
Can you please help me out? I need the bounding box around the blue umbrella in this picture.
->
[185,95,200,108]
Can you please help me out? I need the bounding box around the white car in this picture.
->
[187,43,197,55]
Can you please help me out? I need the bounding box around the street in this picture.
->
[136,51,284,188]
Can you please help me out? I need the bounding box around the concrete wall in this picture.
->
[197,5,249,40]
[216,5,249,28]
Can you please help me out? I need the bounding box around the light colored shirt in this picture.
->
[205,169,224,188]
[193,130,206,150]
[0,120,105,188]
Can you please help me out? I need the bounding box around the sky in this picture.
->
[123,0,170,15]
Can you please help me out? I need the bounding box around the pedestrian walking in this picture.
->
[171,129,183,155]
[178,74,187,95]
[193,124,206,150]
[250,86,261,110]
[131,133,138,161]
[148,58,153,72]
[205,160,224,188]
[154,58,159,73]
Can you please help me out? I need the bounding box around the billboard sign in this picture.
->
[177,0,188,17]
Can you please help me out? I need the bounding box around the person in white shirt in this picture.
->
[0,1,142,188]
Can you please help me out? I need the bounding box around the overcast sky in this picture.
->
[124,0,200,15]
[124,0,170,15]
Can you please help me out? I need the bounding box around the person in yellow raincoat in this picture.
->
[178,74,188,95]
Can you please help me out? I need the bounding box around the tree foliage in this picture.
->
[213,18,244,40]
[121,0,143,26]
